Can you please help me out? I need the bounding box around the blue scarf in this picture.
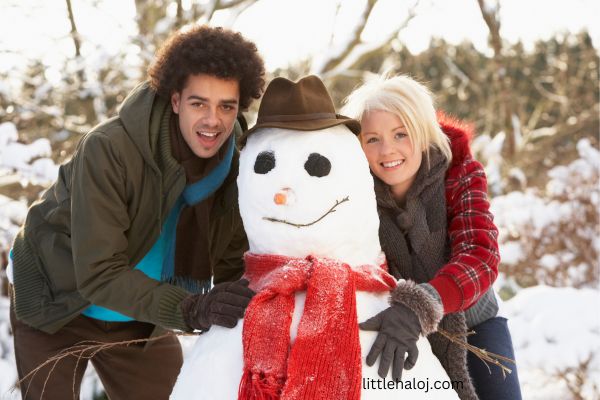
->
[82,134,234,322]
[161,134,236,292]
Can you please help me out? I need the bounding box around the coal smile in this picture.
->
[262,196,350,228]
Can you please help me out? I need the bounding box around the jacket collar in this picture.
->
[437,112,474,167]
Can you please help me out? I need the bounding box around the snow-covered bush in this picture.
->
[0,121,58,292]
[0,122,59,187]
[504,286,600,400]
[0,297,19,399]
[491,139,599,289]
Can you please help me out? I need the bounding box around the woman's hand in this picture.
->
[359,303,422,380]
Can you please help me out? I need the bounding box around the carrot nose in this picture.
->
[274,188,295,205]
[274,192,287,205]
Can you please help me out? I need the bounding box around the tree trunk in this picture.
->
[477,0,517,159]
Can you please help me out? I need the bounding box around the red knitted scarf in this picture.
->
[238,252,397,400]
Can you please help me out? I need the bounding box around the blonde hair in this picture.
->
[341,74,452,163]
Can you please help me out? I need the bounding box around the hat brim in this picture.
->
[239,116,361,147]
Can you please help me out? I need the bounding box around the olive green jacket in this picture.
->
[11,82,247,334]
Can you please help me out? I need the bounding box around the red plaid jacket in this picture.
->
[428,114,500,314]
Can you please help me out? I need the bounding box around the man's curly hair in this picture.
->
[148,25,265,110]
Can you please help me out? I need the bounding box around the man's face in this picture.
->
[171,74,240,159]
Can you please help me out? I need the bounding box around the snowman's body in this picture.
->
[171,126,459,399]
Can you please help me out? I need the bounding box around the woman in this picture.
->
[342,75,522,400]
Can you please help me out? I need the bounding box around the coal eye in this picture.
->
[254,151,276,174]
[304,153,331,177]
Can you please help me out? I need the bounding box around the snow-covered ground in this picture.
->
[0,287,597,399]
[504,286,600,400]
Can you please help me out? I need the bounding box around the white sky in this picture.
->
[0,0,598,75]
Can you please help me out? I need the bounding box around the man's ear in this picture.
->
[171,92,181,114]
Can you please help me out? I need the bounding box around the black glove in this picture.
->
[181,279,255,331]
[359,302,422,380]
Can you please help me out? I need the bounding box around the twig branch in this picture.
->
[13,331,200,398]
[437,328,514,378]
[263,196,350,228]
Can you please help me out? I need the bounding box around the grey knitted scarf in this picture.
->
[375,148,450,283]
[376,149,478,400]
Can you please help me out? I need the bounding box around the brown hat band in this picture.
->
[257,112,336,123]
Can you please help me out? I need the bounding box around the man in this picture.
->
[9,25,265,399]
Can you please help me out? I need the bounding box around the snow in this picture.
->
[0,195,27,253]
[539,254,560,271]
[0,122,59,186]
[491,190,561,238]
[504,286,600,399]
[511,113,523,151]
[508,167,527,188]
[548,138,599,197]
[490,138,598,288]
[481,0,499,15]
[0,123,18,147]
[471,131,505,195]
[499,241,524,266]
[172,124,458,399]
[0,298,18,399]
[237,125,382,267]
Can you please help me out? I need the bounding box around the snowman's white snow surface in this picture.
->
[171,126,459,399]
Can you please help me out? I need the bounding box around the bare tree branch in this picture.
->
[175,0,184,28]
[219,0,250,8]
[215,0,257,27]
[476,0,501,55]
[533,78,569,105]
[320,1,418,79]
[65,0,81,57]
[476,0,518,158]
[316,0,378,74]
[203,0,257,25]
[205,0,222,23]
[328,1,343,47]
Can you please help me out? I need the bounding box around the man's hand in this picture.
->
[359,302,422,380]
[181,279,255,331]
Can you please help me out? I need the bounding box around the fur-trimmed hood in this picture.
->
[437,112,475,168]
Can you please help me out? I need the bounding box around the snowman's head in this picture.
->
[238,124,382,266]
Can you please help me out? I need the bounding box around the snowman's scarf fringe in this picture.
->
[238,369,284,400]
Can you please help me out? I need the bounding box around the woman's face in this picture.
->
[359,110,422,200]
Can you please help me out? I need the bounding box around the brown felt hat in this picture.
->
[239,75,360,146]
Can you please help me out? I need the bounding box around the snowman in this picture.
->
[170,76,459,399]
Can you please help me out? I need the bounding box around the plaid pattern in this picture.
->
[429,118,500,313]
